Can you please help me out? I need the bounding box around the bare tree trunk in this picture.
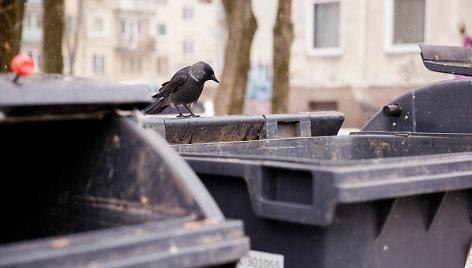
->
[42,0,64,73]
[0,0,26,72]
[65,0,83,75]
[214,0,257,115]
[18,0,27,37]
[271,0,293,114]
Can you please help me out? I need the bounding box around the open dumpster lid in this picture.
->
[0,74,152,120]
[420,44,472,76]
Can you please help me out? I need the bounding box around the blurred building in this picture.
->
[21,0,220,89]
[21,0,43,73]
[244,0,277,115]
[289,0,472,127]
[21,0,472,127]
[247,0,472,127]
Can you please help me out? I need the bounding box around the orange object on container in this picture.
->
[11,54,34,76]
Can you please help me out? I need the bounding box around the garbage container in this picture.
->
[364,44,472,133]
[146,64,472,267]
[141,45,472,267]
[0,74,248,267]
[173,131,472,268]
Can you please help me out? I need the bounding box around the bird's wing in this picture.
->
[154,67,190,98]
[159,81,169,92]
[151,81,169,98]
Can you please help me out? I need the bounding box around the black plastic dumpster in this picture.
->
[172,132,472,268]
[142,45,472,267]
[143,111,344,144]
[172,133,472,267]
[364,44,472,133]
[0,74,248,267]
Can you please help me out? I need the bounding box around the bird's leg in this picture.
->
[184,104,200,117]
[175,106,187,118]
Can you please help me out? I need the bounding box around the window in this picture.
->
[24,13,31,28]
[35,13,41,28]
[307,0,341,57]
[121,20,126,35]
[93,55,106,73]
[63,53,70,74]
[385,0,427,53]
[157,57,168,75]
[22,12,42,43]
[66,16,76,34]
[121,19,143,41]
[314,2,339,48]
[136,57,142,72]
[183,40,194,58]
[24,12,41,29]
[158,24,166,36]
[91,17,107,37]
[93,18,104,33]
[122,55,143,73]
[157,23,168,40]
[137,20,142,36]
[183,6,194,21]
[309,101,338,111]
[122,56,131,73]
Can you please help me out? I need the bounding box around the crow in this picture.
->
[144,61,219,117]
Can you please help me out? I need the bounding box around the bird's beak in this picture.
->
[210,74,219,83]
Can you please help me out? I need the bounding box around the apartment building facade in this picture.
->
[288,0,472,127]
[21,0,220,89]
[21,0,472,126]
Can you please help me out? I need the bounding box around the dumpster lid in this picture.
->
[420,44,472,76]
[0,73,152,120]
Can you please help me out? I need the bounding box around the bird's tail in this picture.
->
[143,97,169,114]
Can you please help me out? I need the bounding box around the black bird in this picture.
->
[144,61,219,117]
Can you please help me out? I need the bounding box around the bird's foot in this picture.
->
[176,114,192,118]
[190,114,200,117]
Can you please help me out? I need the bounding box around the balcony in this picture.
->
[22,28,42,44]
[115,37,155,52]
[115,0,156,14]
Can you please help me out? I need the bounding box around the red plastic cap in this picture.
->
[11,54,34,76]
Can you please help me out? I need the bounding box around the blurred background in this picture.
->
[2,0,472,127]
